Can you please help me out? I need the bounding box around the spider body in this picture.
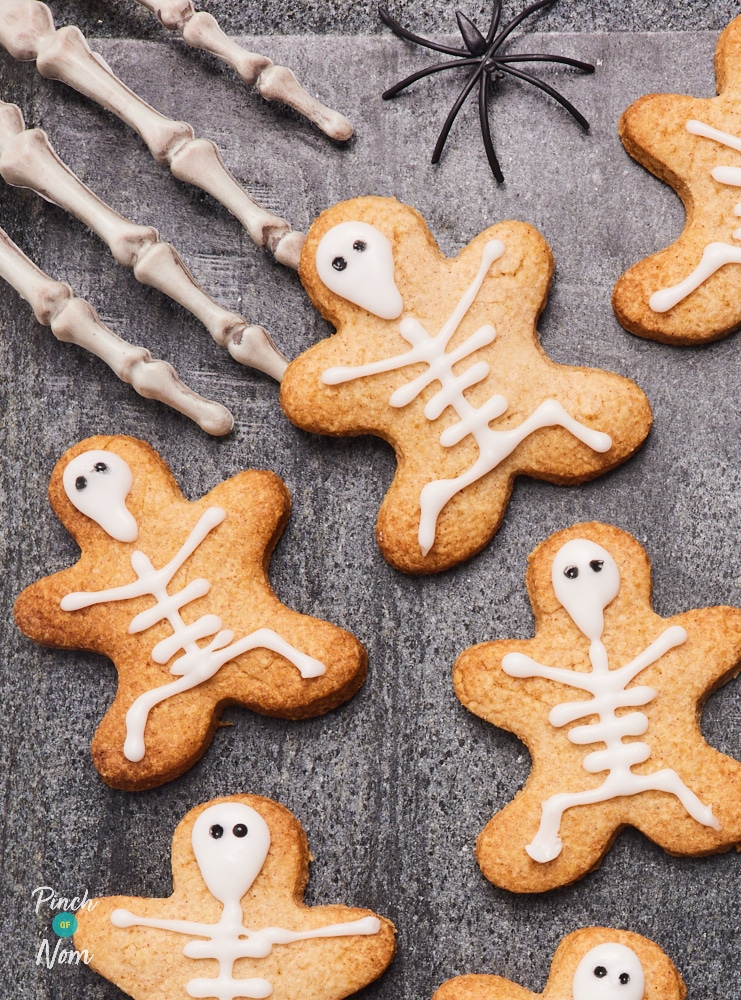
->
[380,0,594,182]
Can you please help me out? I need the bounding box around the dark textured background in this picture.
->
[0,1,740,998]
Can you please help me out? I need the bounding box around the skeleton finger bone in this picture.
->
[0,226,234,434]
[0,99,288,380]
[0,0,305,268]
[135,0,353,141]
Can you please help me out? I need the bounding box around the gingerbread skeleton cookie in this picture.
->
[74,794,396,1000]
[14,437,367,790]
[434,928,685,1000]
[614,15,741,343]
[453,522,741,893]
[280,197,652,574]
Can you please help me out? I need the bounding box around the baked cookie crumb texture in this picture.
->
[434,927,686,1000]
[14,436,367,790]
[281,196,652,574]
[454,522,741,893]
[74,794,396,1000]
[614,14,741,343]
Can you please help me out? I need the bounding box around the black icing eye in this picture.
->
[564,565,579,579]
[209,824,224,839]
[75,476,87,491]
[594,966,608,979]
[619,973,631,985]
[590,559,604,573]
[93,461,109,473]
[233,824,248,838]
[332,256,348,271]
[353,239,367,252]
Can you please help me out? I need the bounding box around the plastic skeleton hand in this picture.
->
[0,226,232,434]
[281,197,652,574]
[454,522,741,893]
[14,437,368,789]
[73,796,395,1000]
[134,0,353,141]
[0,0,304,268]
[0,99,288,387]
[433,927,686,1000]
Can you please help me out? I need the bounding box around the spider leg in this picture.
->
[486,0,503,44]
[378,5,468,57]
[499,62,590,130]
[382,56,480,99]
[456,11,487,55]
[478,72,504,182]
[497,53,594,73]
[432,64,486,163]
[491,0,556,53]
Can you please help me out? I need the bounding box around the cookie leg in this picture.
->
[526,785,614,863]
[418,398,612,554]
[631,769,720,830]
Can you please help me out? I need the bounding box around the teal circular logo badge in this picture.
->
[52,912,78,938]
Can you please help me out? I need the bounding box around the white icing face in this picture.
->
[551,538,620,641]
[62,450,138,542]
[191,803,271,905]
[572,943,645,1000]
[315,221,403,319]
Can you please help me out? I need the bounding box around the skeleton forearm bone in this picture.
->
[0,99,288,380]
[0,226,234,435]
[0,0,305,268]
[135,0,353,141]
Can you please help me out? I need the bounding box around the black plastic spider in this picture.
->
[379,0,594,182]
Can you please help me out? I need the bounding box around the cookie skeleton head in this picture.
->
[62,450,138,542]
[572,943,645,1000]
[552,538,620,641]
[315,221,403,320]
[191,802,271,906]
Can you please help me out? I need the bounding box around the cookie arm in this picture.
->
[666,607,741,695]
[715,15,741,97]
[453,640,555,739]
[619,92,704,192]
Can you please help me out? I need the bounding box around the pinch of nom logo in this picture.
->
[32,886,96,968]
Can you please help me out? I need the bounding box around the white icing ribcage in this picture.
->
[650,119,741,313]
[322,239,611,555]
[60,506,326,762]
[110,903,380,1000]
[502,625,721,863]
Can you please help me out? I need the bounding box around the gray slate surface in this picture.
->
[1,2,740,999]
[51,0,741,35]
